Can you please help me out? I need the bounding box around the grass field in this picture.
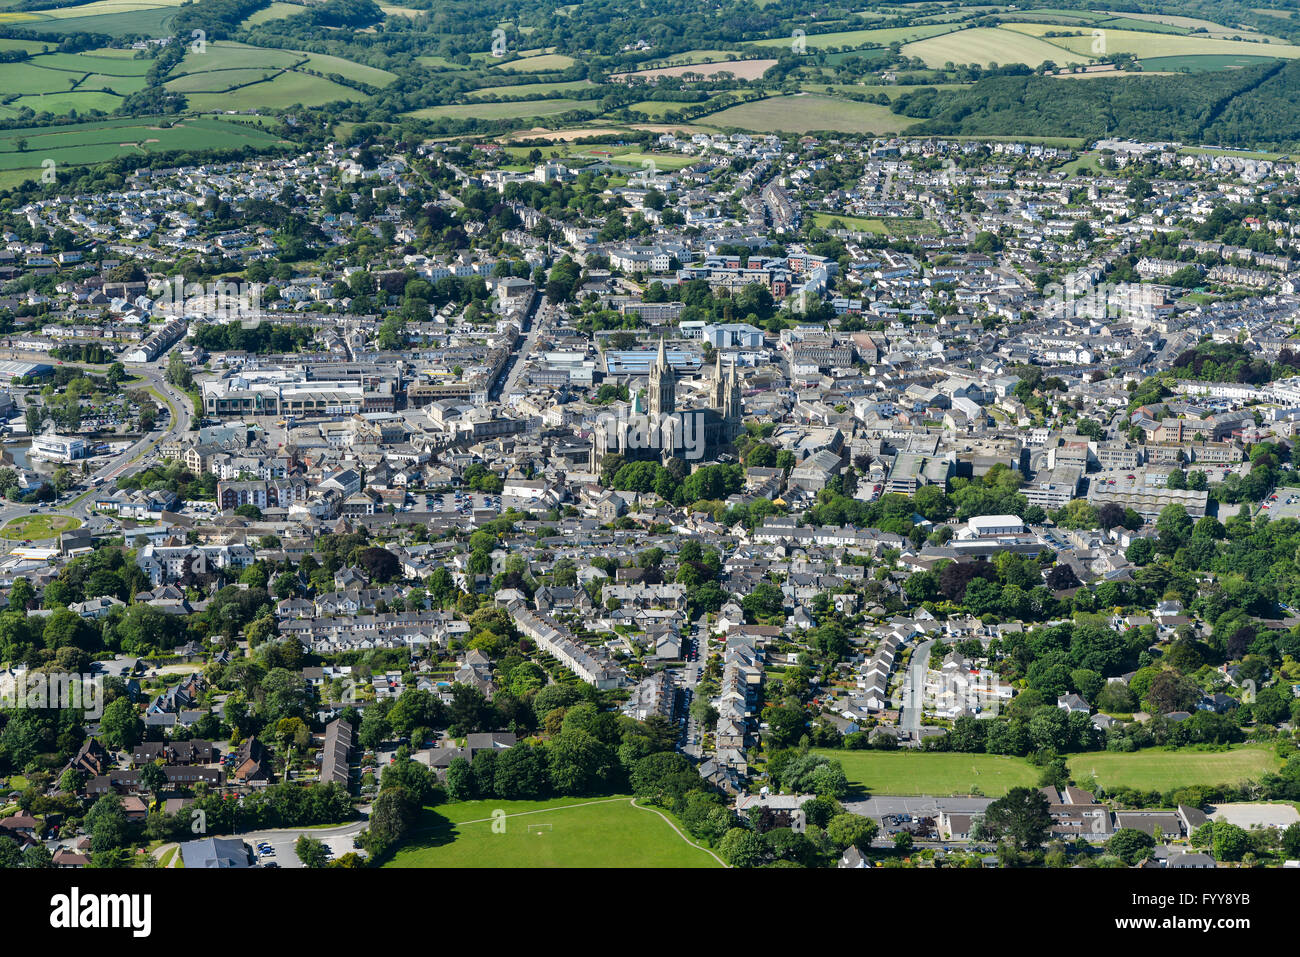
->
[17,1,181,36]
[902,26,1091,68]
[241,0,303,26]
[384,796,725,868]
[702,94,919,133]
[1049,28,1300,60]
[814,750,1040,796]
[1139,53,1285,71]
[0,114,285,180]
[494,53,576,72]
[818,745,1282,796]
[2,514,81,540]
[618,58,777,81]
[812,212,939,234]
[408,98,592,120]
[1067,746,1282,792]
[749,22,960,50]
[467,79,594,99]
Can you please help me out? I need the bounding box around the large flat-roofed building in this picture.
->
[966,514,1025,537]
[30,432,87,462]
[202,368,370,418]
[1086,469,1209,519]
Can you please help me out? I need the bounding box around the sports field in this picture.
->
[1067,746,1281,792]
[702,94,919,134]
[813,750,1040,796]
[384,796,725,868]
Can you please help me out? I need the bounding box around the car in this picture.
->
[263,861,279,868]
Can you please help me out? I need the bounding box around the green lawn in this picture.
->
[702,94,919,134]
[814,750,1040,796]
[1067,746,1281,792]
[384,796,724,867]
[1,514,81,540]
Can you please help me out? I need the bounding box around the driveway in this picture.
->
[220,818,369,868]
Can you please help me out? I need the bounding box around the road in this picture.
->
[497,293,547,400]
[899,639,933,735]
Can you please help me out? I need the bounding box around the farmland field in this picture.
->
[241,0,303,26]
[298,51,396,87]
[383,796,724,868]
[814,750,1040,796]
[0,115,285,178]
[1049,29,1300,60]
[1067,746,1282,792]
[702,94,919,134]
[170,41,304,76]
[184,71,360,111]
[1139,53,1286,72]
[618,58,777,81]
[748,22,960,50]
[465,79,593,99]
[408,98,592,120]
[493,53,576,72]
[902,27,1091,68]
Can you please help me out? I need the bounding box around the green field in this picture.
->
[467,79,594,100]
[241,0,303,26]
[1067,746,1282,792]
[494,53,576,72]
[384,796,725,868]
[2,514,81,541]
[812,212,938,235]
[702,94,919,134]
[1139,53,1285,71]
[408,98,592,120]
[0,114,285,180]
[13,1,182,37]
[903,26,1091,68]
[749,22,959,50]
[1048,28,1300,60]
[185,71,361,111]
[814,750,1040,796]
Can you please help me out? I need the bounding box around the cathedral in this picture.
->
[591,339,743,469]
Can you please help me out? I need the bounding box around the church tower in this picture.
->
[649,336,675,418]
[723,359,742,439]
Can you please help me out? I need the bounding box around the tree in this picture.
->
[138,761,166,798]
[981,787,1052,851]
[1212,821,1249,862]
[826,812,877,850]
[365,786,417,857]
[718,827,767,868]
[1107,827,1155,864]
[295,834,329,868]
[99,697,143,750]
